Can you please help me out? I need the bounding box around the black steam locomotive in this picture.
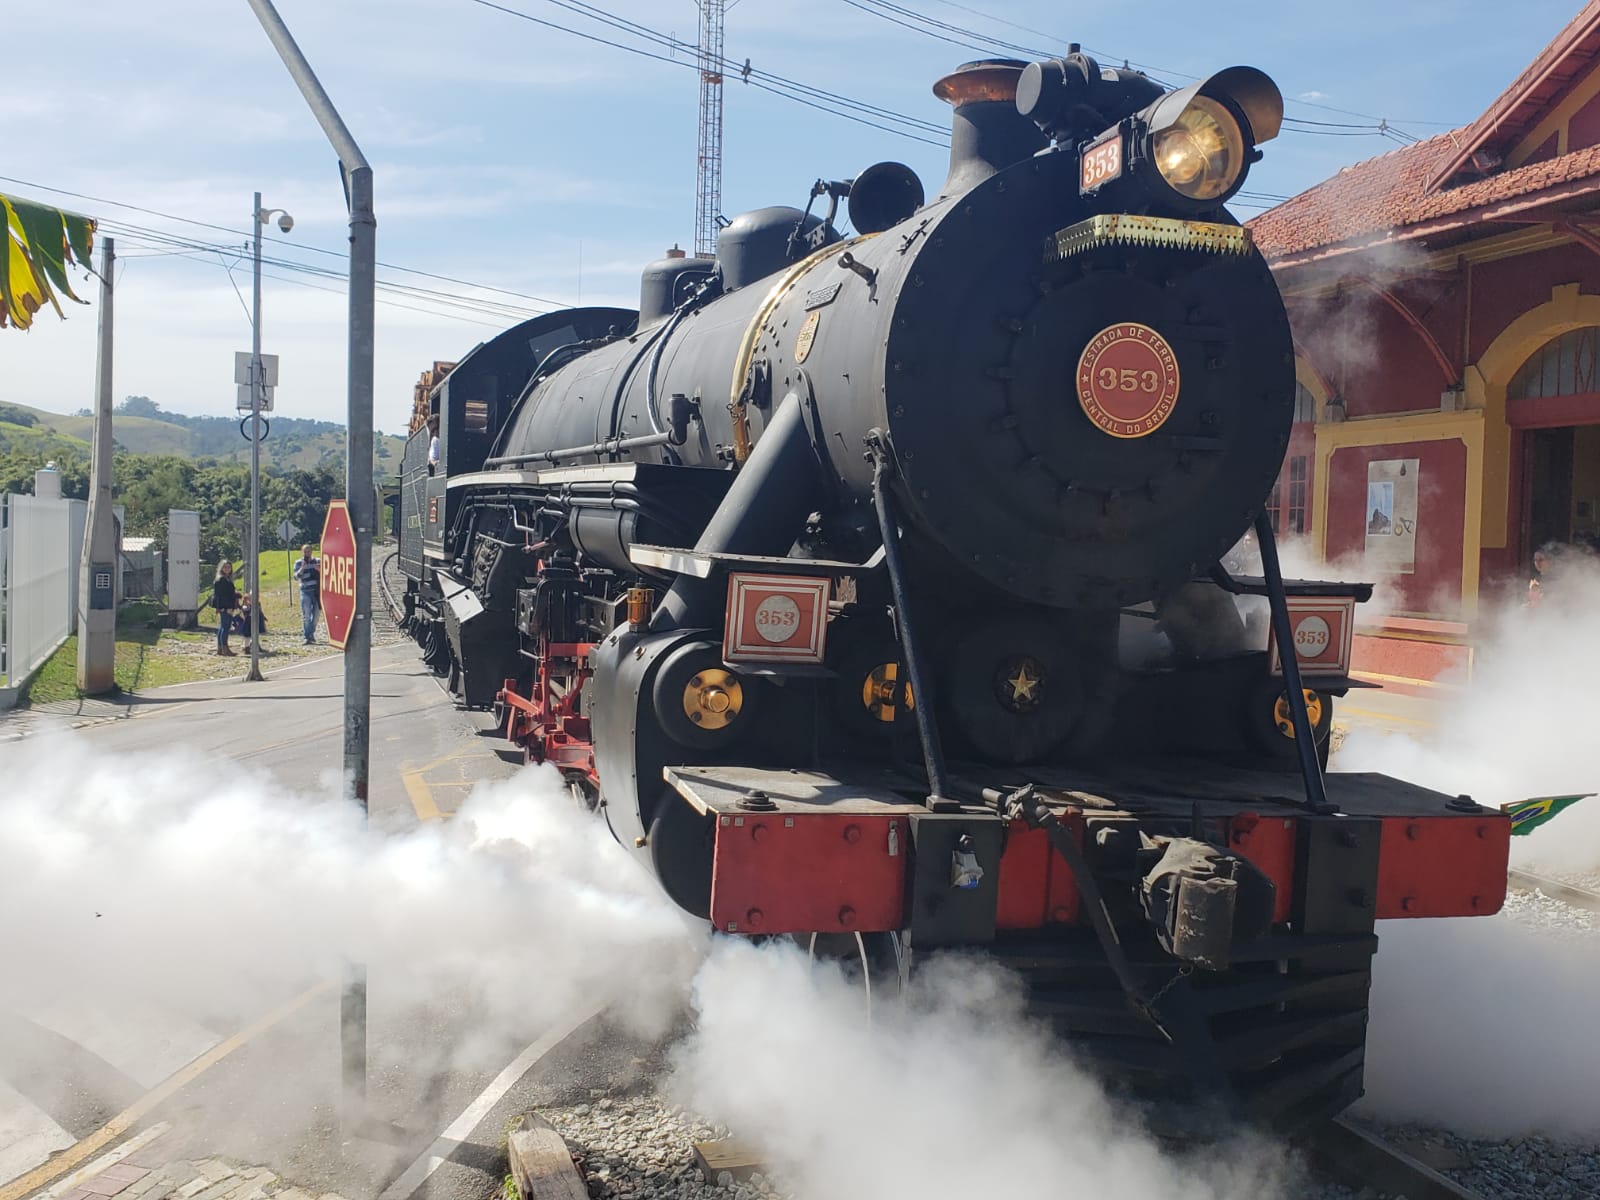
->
[395,52,1509,1131]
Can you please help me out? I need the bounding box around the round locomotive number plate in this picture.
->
[1075,322,1182,439]
[753,593,802,643]
[1293,615,1332,658]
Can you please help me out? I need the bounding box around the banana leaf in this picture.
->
[1,193,96,330]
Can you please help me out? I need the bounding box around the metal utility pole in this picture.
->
[76,237,117,694]
[247,195,291,683]
[246,0,375,1129]
[694,0,726,257]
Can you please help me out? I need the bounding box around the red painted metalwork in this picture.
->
[707,811,907,935]
[498,639,597,781]
[1227,812,1296,925]
[995,816,1084,929]
[1376,814,1511,918]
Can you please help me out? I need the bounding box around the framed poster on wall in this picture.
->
[1364,458,1419,574]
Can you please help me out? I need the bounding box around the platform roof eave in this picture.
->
[1264,167,1600,273]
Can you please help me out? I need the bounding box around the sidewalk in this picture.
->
[22,1124,348,1200]
[0,651,344,743]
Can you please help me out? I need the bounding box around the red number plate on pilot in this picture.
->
[1080,134,1123,193]
[724,573,830,664]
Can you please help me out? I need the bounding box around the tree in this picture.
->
[0,448,89,498]
[117,395,162,418]
[1,193,95,330]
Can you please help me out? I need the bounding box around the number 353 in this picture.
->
[1098,367,1160,393]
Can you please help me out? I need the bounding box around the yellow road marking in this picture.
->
[0,983,329,1200]
[403,771,444,822]
[410,741,490,776]
[1337,705,1438,728]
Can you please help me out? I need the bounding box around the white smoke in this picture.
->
[3,735,1310,1199]
[1334,559,1600,870]
[1330,562,1600,1139]
[672,940,1300,1200]
[0,735,702,1103]
[1359,913,1600,1139]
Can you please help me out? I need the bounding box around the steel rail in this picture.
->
[1507,867,1600,911]
[1309,1116,1489,1200]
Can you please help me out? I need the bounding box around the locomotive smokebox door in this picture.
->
[908,815,1004,947]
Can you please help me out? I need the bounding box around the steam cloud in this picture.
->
[0,736,701,1139]
[1334,563,1600,1140]
[3,735,1309,1199]
[1334,559,1600,869]
[1359,915,1600,1139]
[11,556,1600,1200]
[673,941,1300,1200]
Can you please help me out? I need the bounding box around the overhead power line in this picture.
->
[841,0,1456,141]
[0,173,570,312]
[96,218,547,329]
[463,0,950,146]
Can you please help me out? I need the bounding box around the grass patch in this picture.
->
[18,558,344,708]
[21,603,197,704]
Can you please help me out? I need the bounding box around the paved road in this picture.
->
[1332,683,1440,741]
[7,644,513,833]
[0,643,584,1200]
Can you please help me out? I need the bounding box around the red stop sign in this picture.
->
[319,499,358,650]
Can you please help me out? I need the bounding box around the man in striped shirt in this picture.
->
[292,543,321,644]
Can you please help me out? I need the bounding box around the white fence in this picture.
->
[0,493,81,691]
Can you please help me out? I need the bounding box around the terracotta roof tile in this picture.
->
[1428,1,1600,190]
[1248,135,1600,261]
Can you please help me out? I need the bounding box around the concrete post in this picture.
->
[77,238,117,694]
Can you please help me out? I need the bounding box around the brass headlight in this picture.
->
[1151,96,1245,201]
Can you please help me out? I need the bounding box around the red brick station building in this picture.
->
[1248,3,1600,684]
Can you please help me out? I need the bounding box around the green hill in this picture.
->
[0,399,407,474]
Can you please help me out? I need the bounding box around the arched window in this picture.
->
[1509,327,1600,400]
[1293,381,1318,422]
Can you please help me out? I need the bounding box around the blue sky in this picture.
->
[1,0,1585,435]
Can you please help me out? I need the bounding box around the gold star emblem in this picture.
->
[1008,663,1039,703]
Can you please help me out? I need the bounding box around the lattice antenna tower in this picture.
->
[694,0,726,257]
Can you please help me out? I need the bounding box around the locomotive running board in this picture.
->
[629,542,884,579]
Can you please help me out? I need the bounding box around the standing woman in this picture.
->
[213,560,241,656]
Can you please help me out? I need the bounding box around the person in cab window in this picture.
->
[427,414,441,476]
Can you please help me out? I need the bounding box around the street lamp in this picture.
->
[247,192,292,682]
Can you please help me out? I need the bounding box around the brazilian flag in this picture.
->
[1500,794,1593,835]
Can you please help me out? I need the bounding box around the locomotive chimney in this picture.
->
[932,59,1048,197]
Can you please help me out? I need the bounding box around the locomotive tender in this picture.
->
[396,51,1509,1130]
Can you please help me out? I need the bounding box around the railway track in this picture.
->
[1308,1117,1490,1200]
[1507,867,1600,910]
